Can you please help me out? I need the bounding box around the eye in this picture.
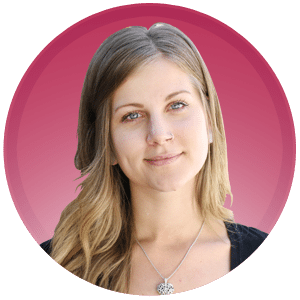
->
[122,111,142,122]
[169,101,188,110]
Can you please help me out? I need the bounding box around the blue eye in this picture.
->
[121,101,188,123]
[122,112,141,122]
[128,112,139,119]
[170,101,188,110]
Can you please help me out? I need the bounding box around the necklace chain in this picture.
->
[135,218,206,282]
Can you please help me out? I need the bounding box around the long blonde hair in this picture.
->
[50,23,233,293]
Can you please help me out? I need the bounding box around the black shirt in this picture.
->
[224,222,268,270]
[40,222,268,271]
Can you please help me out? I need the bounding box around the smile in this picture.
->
[144,153,182,166]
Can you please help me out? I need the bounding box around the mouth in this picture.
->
[144,153,182,166]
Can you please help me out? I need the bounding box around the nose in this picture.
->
[146,115,174,145]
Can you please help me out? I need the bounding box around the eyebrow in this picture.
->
[114,90,191,113]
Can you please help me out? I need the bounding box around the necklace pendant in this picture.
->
[157,279,174,295]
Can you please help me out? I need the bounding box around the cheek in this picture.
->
[112,128,145,162]
[193,117,209,154]
[178,111,209,166]
[177,111,208,143]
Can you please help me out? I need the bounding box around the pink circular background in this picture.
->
[4,4,295,244]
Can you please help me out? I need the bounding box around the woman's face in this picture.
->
[110,58,209,192]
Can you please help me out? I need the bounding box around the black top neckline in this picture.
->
[40,222,268,271]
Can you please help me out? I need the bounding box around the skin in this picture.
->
[111,58,209,193]
[110,58,230,295]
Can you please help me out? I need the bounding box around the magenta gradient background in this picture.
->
[4,4,295,244]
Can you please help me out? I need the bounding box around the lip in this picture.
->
[144,153,182,166]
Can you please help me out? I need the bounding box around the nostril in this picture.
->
[146,131,174,145]
[168,133,174,140]
[147,117,174,145]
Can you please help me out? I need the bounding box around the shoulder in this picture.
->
[225,222,268,270]
[226,222,268,245]
[40,239,52,255]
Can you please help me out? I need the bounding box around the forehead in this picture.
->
[112,58,197,106]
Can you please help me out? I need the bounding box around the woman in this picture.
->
[40,23,267,295]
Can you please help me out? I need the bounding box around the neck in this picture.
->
[131,180,204,245]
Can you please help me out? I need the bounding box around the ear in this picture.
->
[204,107,213,144]
[208,129,213,144]
[111,153,118,165]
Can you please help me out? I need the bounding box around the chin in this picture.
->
[152,185,180,193]
[148,176,192,193]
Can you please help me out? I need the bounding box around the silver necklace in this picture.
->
[135,219,205,295]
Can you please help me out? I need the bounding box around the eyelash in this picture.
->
[121,100,189,123]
